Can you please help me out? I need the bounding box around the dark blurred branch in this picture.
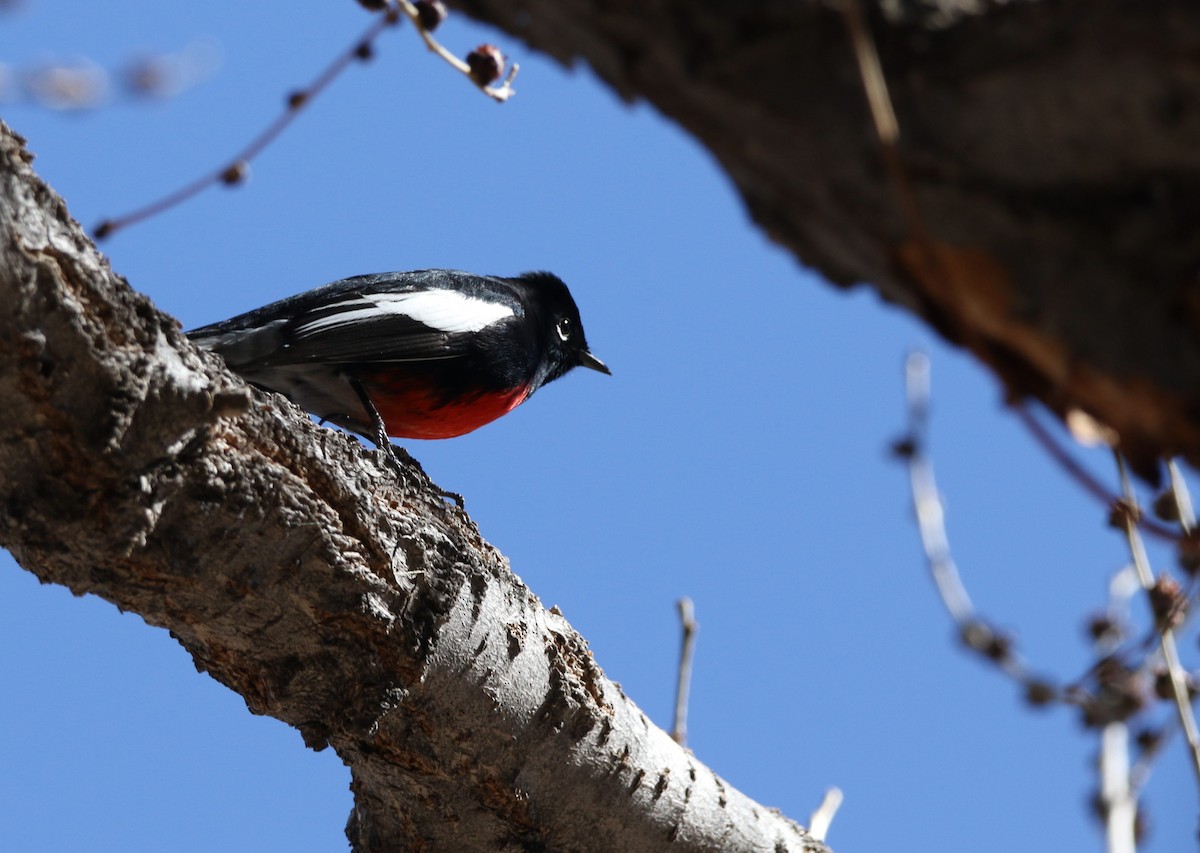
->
[447,0,1200,473]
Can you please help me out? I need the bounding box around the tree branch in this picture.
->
[445,0,1200,476]
[0,122,824,852]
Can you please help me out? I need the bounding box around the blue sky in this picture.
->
[2,3,1195,851]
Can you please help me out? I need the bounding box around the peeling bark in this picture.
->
[447,0,1200,476]
[0,124,825,851]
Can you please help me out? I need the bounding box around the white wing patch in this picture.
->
[296,290,515,336]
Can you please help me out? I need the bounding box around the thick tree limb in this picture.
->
[447,0,1200,475]
[0,124,824,851]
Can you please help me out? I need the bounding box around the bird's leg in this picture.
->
[346,377,465,508]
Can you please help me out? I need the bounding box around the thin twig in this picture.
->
[395,1,518,101]
[1167,459,1196,532]
[902,353,1048,688]
[1113,453,1200,788]
[95,12,399,239]
[840,0,897,147]
[839,0,940,266]
[96,2,517,239]
[1015,407,1180,543]
[807,787,844,843]
[671,597,697,747]
[904,352,975,625]
[1015,407,1119,508]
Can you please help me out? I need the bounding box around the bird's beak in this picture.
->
[578,349,611,375]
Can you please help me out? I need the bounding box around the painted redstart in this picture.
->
[188,269,609,485]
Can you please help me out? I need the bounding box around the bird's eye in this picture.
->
[556,317,572,341]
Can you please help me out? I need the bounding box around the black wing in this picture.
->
[188,270,521,369]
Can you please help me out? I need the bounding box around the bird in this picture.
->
[187,268,609,471]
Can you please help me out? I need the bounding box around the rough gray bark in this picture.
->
[448,0,1200,477]
[0,124,825,851]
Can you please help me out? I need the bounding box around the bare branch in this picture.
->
[396,1,518,100]
[94,12,400,239]
[94,2,517,240]
[1015,407,1180,543]
[807,788,844,844]
[671,596,697,747]
[1112,455,1200,789]
[1167,460,1196,533]
[902,352,976,627]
